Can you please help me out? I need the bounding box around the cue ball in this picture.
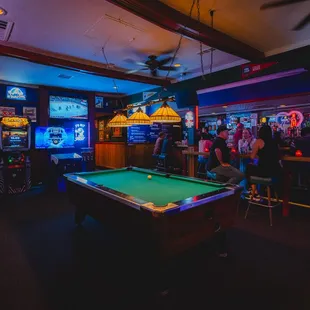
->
[148,175,152,180]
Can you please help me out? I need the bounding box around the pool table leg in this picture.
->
[75,208,86,226]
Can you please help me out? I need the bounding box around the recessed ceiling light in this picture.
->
[279,104,286,108]
[0,7,7,15]
[212,112,216,114]
[174,63,181,67]
[223,105,228,108]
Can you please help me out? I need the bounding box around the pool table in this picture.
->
[65,167,242,261]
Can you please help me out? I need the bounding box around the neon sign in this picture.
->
[1,116,29,128]
[185,111,194,128]
[276,110,304,128]
[6,86,27,100]
[74,123,86,142]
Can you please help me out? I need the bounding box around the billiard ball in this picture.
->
[148,175,152,180]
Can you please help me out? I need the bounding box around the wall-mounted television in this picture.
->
[35,127,75,149]
[49,96,88,120]
[6,86,27,100]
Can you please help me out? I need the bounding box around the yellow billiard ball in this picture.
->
[148,175,152,180]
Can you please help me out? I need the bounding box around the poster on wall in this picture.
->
[95,96,104,108]
[23,107,37,122]
[0,107,15,117]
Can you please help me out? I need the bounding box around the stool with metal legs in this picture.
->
[244,176,281,226]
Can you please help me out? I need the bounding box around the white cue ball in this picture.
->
[148,175,152,180]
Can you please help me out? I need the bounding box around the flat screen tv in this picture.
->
[49,96,88,120]
[2,130,28,149]
[35,127,75,149]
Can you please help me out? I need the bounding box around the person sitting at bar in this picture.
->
[153,132,166,155]
[207,125,245,184]
[233,123,244,148]
[238,128,256,154]
[246,125,282,201]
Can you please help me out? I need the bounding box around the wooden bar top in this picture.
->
[182,150,310,162]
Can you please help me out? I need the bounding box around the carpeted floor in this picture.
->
[1,188,310,310]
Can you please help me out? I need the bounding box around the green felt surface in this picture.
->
[79,169,225,206]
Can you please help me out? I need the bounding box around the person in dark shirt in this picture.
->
[207,125,244,184]
[293,127,310,156]
[247,125,282,201]
[153,132,166,155]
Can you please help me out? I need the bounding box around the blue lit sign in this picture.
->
[74,123,86,142]
[6,86,27,100]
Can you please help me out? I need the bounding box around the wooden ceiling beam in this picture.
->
[0,44,170,87]
[107,0,265,61]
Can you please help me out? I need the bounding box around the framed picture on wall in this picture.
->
[0,106,15,117]
[23,107,37,122]
[95,96,104,108]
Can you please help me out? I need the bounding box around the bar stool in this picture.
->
[244,176,281,227]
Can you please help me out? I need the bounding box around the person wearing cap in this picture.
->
[207,125,245,184]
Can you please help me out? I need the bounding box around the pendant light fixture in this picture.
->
[127,107,152,125]
[107,112,131,127]
[150,101,181,123]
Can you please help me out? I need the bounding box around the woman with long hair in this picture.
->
[246,125,282,201]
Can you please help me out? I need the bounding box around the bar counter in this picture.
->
[95,142,186,170]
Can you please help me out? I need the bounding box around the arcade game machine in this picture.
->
[0,116,31,195]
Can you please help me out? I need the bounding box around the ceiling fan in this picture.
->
[260,0,310,31]
[124,50,178,77]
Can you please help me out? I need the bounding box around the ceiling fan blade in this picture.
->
[136,61,148,67]
[292,12,310,30]
[159,66,177,71]
[126,69,140,74]
[260,0,308,10]
[123,58,147,67]
[158,57,173,66]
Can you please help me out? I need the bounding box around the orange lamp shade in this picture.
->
[295,150,303,157]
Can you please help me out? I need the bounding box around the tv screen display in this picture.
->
[35,127,75,149]
[49,96,88,119]
[6,86,27,100]
[2,130,28,149]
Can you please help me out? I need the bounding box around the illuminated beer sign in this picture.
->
[1,116,30,128]
[6,86,27,100]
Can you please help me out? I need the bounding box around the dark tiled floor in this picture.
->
[1,189,310,310]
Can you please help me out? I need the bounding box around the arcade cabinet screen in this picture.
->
[49,96,88,120]
[2,130,28,149]
[35,127,75,149]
